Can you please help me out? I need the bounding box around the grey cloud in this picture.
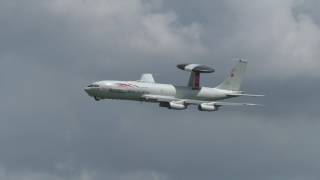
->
[164,0,320,77]
[1,0,320,180]
[0,0,205,79]
[295,0,320,25]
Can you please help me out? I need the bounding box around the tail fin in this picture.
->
[216,59,247,91]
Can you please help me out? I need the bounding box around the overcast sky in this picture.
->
[1,0,320,179]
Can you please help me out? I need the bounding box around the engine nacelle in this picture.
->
[159,102,187,110]
[168,102,187,110]
[198,103,218,112]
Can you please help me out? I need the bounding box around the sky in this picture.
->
[0,0,320,179]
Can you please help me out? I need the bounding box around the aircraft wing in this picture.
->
[226,93,265,97]
[142,94,261,106]
[206,101,261,106]
[142,94,177,102]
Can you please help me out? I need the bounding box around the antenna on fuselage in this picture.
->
[177,64,215,90]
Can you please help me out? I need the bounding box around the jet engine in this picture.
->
[169,102,187,110]
[159,102,187,110]
[198,103,218,112]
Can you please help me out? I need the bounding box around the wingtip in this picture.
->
[253,94,265,97]
[249,103,264,106]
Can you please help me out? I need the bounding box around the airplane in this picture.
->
[84,59,263,111]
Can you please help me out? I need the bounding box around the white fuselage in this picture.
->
[84,80,234,102]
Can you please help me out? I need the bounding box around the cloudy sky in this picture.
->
[1,0,320,179]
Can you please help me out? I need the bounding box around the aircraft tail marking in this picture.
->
[216,59,247,91]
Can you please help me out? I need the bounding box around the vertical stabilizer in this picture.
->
[216,59,247,91]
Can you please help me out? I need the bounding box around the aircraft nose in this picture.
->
[84,87,92,95]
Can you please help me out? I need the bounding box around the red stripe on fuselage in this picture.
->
[195,72,200,89]
[116,83,139,88]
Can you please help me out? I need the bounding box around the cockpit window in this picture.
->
[87,84,99,87]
